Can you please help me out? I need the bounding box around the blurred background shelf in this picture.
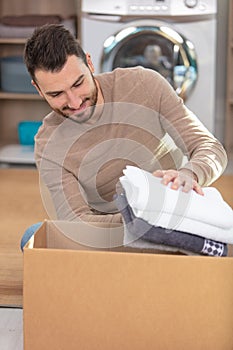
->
[0,0,81,148]
[0,38,27,44]
[0,92,41,100]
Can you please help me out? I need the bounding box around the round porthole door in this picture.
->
[101,21,198,101]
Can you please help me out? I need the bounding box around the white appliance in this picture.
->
[81,0,217,133]
[0,144,35,167]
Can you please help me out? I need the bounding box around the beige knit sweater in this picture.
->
[35,67,227,223]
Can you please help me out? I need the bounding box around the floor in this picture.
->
[0,307,23,350]
[0,160,233,349]
[0,167,44,349]
[0,168,48,307]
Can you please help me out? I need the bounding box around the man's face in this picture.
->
[33,55,99,123]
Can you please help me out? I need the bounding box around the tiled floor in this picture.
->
[0,308,23,350]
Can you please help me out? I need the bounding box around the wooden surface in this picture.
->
[0,168,48,307]
[0,168,232,307]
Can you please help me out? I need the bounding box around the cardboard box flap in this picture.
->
[26,220,124,250]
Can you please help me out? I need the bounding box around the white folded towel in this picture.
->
[119,166,233,244]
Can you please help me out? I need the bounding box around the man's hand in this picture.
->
[153,169,204,196]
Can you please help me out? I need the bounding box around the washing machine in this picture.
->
[81,0,217,133]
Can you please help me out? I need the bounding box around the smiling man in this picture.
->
[24,24,227,223]
[31,50,102,122]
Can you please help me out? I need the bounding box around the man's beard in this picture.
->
[54,75,98,123]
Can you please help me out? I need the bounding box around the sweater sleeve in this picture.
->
[34,115,123,224]
[36,155,123,223]
[141,69,228,186]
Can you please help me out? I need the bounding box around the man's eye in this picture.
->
[74,79,84,87]
[50,92,61,98]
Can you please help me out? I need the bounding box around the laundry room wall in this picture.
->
[215,0,229,143]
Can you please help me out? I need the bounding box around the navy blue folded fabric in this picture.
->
[114,192,228,257]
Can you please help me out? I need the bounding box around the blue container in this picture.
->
[18,121,42,145]
[0,56,38,93]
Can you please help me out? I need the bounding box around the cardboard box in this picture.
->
[23,220,233,350]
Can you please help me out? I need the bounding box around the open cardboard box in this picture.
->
[23,220,233,350]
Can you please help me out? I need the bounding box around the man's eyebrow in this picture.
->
[45,75,85,96]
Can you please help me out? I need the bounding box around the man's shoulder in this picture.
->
[97,66,160,81]
[35,111,64,144]
[96,66,163,102]
[96,66,165,95]
[43,110,64,125]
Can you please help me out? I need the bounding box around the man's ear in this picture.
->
[31,80,43,97]
[86,53,95,73]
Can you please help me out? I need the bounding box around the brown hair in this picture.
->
[24,24,87,82]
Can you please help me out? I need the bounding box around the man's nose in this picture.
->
[66,91,82,109]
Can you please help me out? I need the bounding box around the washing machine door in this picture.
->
[101,22,198,101]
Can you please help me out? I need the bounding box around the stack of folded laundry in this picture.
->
[114,166,233,257]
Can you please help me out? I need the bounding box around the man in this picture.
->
[24,24,227,223]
